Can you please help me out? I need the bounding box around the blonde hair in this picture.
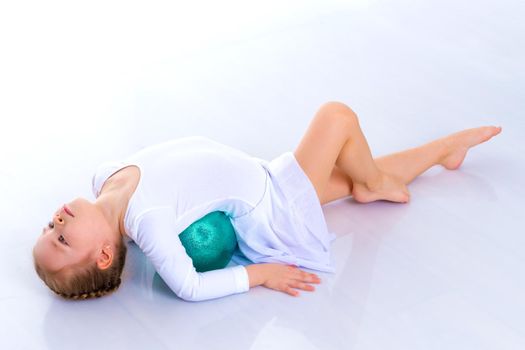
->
[33,237,127,300]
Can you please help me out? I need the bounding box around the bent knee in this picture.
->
[316,101,359,127]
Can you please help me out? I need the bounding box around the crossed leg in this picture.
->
[293,102,502,206]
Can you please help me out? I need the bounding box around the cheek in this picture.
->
[33,239,48,262]
[75,224,99,246]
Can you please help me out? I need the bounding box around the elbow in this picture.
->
[178,292,215,302]
[176,288,198,302]
[177,292,200,302]
[176,285,207,302]
[178,295,196,302]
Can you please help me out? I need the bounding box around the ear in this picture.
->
[97,245,113,270]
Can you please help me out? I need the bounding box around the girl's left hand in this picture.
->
[260,263,322,297]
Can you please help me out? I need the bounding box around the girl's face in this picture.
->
[33,197,114,273]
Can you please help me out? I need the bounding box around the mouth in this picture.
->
[63,205,75,218]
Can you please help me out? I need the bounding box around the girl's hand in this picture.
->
[261,263,321,297]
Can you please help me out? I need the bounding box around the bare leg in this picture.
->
[293,101,502,206]
[320,126,502,205]
[294,102,410,205]
[378,127,501,182]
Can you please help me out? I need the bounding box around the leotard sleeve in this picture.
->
[133,207,250,301]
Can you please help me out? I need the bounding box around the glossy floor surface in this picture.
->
[1,1,524,349]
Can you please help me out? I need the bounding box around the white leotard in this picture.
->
[92,136,269,301]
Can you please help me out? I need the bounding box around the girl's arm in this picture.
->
[135,209,251,301]
[246,263,321,297]
[137,209,321,300]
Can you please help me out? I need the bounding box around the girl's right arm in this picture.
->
[138,209,321,300]
[246,263,322,297]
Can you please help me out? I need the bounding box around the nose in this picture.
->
[54,212,65,225]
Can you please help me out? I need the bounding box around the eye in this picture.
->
[58,234,68,246]
[47,221,68,245]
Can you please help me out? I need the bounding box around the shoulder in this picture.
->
[91,160,128,198]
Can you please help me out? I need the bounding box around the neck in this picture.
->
[94,166,138,240]
[95,189,128,239]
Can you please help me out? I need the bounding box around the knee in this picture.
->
[317,101,359,128]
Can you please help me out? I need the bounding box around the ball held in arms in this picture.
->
[178,211,239,272]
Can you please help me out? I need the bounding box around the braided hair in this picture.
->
[33,236,127,300]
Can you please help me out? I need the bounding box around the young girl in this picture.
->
[32,102,502,301]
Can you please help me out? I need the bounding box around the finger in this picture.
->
[288,267,322,284]
[285,286,300,297]
[287,265,299,273]
[295,270,321,284]
[304,272,321,283]
[309,274,322,283]
[290,280,316,292]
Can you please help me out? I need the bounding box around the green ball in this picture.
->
[178,211,239,272]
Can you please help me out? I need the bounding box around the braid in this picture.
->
[51,278,122,300]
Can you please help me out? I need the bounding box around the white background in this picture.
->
[0,1,524,349]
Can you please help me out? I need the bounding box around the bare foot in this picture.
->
[352,172,410,203]
[440,126,502,170]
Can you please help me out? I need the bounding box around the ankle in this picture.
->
[435,138,451,165]
[364,171,384,191]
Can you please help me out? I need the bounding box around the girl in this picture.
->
[32,102,502,301]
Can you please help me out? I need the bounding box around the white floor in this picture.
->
[1,1,524,349]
